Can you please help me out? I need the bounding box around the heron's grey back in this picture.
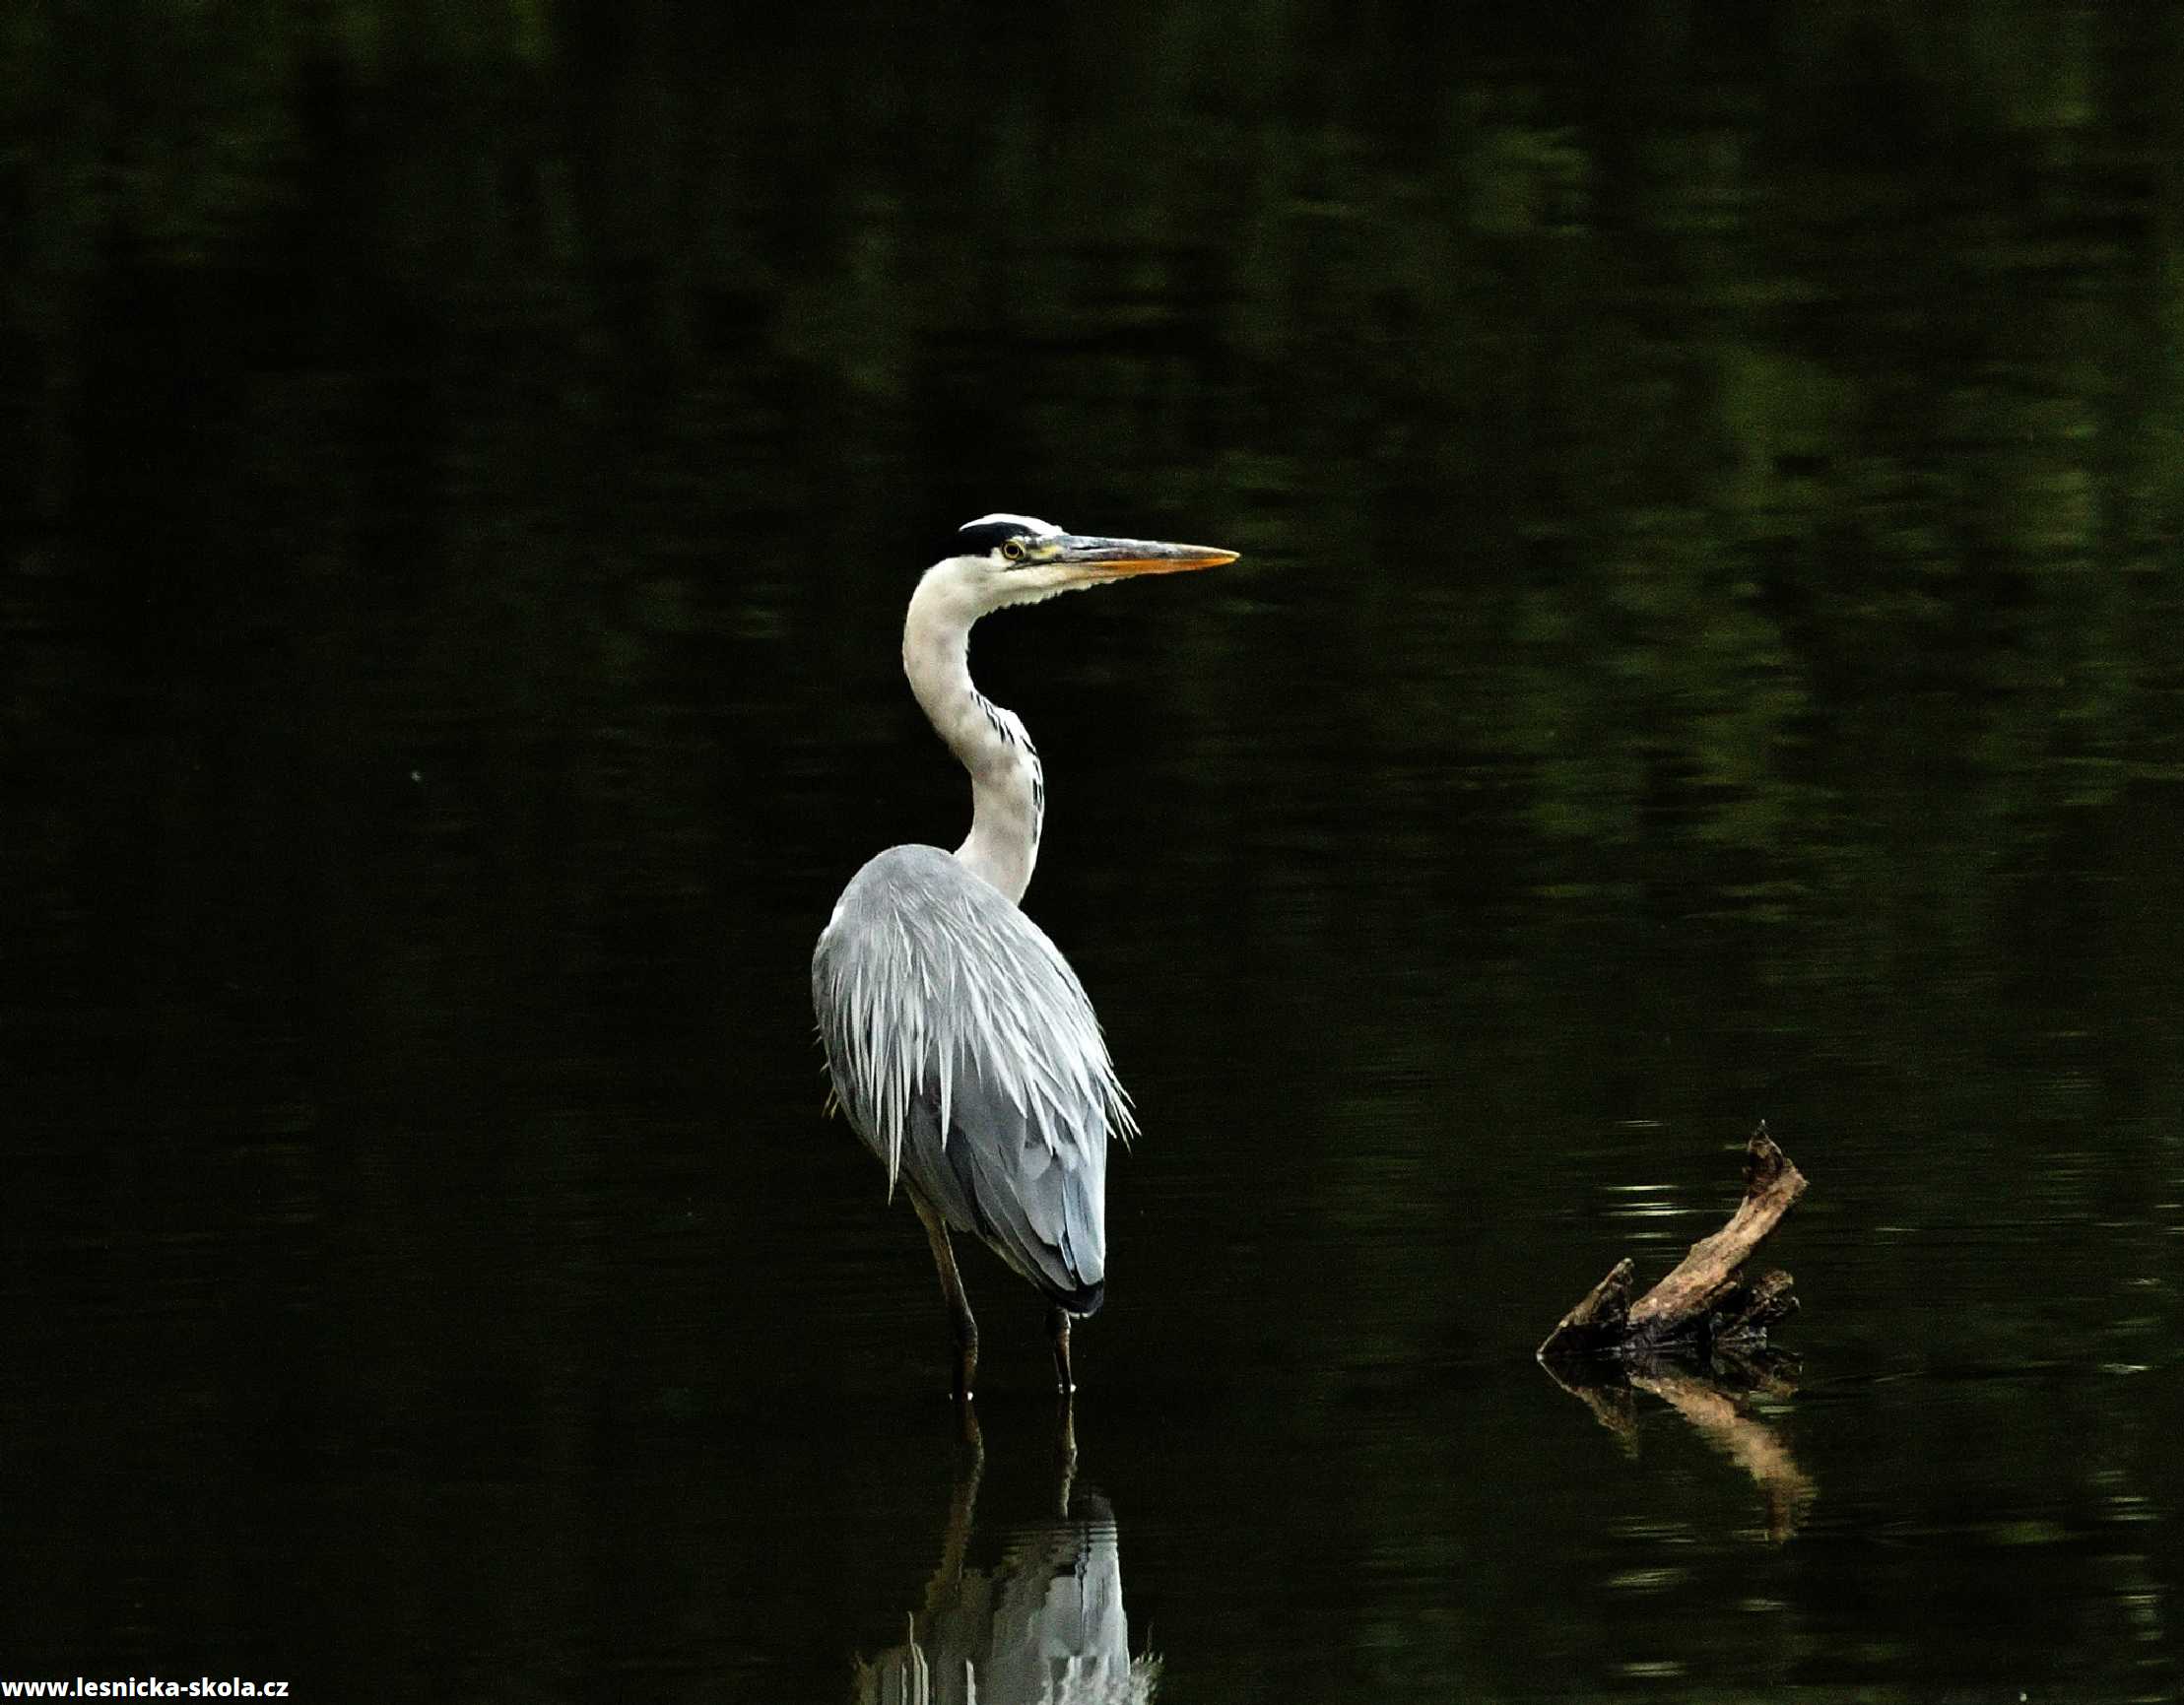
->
[813,844,1131,1302]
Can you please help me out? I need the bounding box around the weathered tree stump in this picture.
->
[1539,1123,1807,1364]
[1539,1127,1815,1538]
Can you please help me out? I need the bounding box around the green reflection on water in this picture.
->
[3,4,2182,1702]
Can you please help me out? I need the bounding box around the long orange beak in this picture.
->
[1048,534,1239,578]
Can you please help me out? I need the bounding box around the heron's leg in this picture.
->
[911,1192,978,1398]
[1054,1393,1078,1515]
[1047,1304,1076,1396]
[925,1409,983,1619]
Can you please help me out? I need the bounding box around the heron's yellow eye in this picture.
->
[1000,539,1027,562]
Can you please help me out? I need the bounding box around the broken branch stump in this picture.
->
[1539,1124,1807,1364]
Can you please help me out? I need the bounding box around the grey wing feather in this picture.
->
[899,1082,1107,1301]
[812,844,1133,1296]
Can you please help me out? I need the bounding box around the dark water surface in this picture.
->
[5,5,2182,1700]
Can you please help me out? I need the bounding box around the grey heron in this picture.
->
[812,512,1235,1397]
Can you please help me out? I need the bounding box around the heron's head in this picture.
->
[932,513,1237,614]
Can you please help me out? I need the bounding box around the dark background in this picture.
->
[3,3,2180,1699]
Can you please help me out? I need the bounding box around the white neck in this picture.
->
[901,559,1046,905]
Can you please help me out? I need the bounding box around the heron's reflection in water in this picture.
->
[857,1413,1158,1705]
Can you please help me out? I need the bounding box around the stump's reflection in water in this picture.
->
[1546,1348,1817,1543]
[856,1410,1158,1705]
